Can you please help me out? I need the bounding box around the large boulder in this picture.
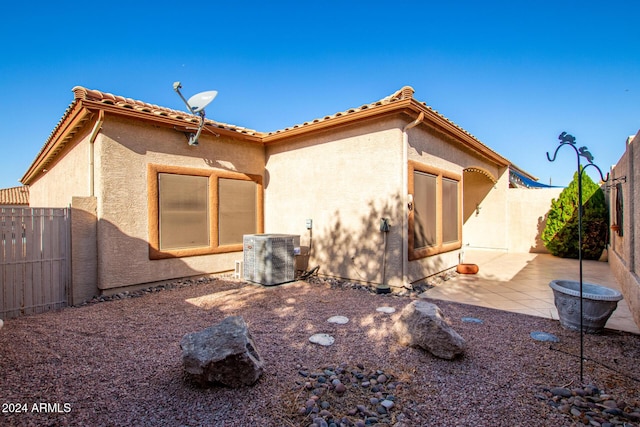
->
[180,316,264,387]
[392,300,466,360]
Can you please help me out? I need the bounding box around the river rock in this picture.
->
[392,300,466,359]
[180,316,264,387]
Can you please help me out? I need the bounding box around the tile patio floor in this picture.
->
[419,250,640,335]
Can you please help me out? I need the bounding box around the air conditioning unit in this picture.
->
[243,234,299,286]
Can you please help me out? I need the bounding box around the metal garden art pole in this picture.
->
[547,132,609,383]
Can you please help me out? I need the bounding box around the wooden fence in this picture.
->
[0,207,70,319]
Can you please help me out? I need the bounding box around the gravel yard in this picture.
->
[1,278,639,426]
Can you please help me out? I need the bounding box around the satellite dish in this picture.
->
[187,91,218,113]
[172,82,218,146]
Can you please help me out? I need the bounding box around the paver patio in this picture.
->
[420,250,639,334]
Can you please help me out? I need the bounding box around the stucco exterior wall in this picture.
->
[94,117,265,290]
[462,170,510,251]
[506,187,563,253]
[24,101,561,296]
[609,131,640,328]
[265,118,404,287]
[28,130,92,207]
[407,125,507,280]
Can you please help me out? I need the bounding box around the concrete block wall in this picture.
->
[608,131,640,328]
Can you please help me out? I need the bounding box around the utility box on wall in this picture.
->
[243,234,299,286]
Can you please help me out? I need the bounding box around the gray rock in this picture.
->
[551,387,574,398]
[392,300,466,359]
[180,316,263,387]
[381,399,394,409]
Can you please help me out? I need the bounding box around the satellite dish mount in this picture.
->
[172,82,218,146]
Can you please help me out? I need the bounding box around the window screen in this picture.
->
[413,171,437,249]
[442,177,459,243]
[158,173,209,250]
[218,178,257,246]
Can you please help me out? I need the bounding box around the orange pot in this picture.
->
[457,263,479,274]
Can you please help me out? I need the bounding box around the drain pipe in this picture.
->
[88,110,104,197]
[402,112,424,288]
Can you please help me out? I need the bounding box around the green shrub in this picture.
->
[541,170,608,259]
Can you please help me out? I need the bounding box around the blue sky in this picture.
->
[1,1,637,190]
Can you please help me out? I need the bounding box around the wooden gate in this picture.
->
[0,207,70,319]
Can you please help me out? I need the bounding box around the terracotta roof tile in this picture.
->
[0,186,29,205]
[70,85,486,146]
[263,85,482,146]
[24,85,514,185]
[71,86,262,137]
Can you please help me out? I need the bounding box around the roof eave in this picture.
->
[263,98,511,168]
[21,102,93,185]
[21,99,264,185]
[80,100,264,144]
[412,101,510,167]
[262,99,415,145]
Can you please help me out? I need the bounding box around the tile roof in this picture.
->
[71,87,262,137]
[72,85,486,145]
[23,85,524,184]
[265,86,413,136]
[260,85,512,169]
[0,186,29,205]
[265,85,483,144]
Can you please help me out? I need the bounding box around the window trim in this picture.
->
[408,161,462,260]
[148,164,263,259]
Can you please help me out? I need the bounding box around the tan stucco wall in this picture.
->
[407,125,507,280]
[609,131,640,328]
[506,187,563,253]
[462,170,510,251]
[265,118,405,287]
[28,131,92,207]
[26,108,558,295]
[265,117,512,287]
[93,117,265,290]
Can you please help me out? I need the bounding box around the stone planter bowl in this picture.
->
[549,279,623,334]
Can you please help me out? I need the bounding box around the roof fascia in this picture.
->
[263,98,510,168]
[21,103,93,185]
[262,99,414,145]
[410,100,510,167]
[21,99,263,185]
[22,87,519,186]
[79,100,264,144]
